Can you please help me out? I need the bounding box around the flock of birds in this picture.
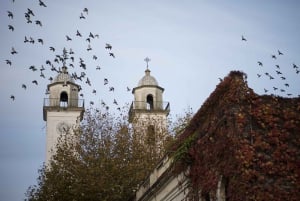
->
[241,35,299,97]
[4,0,132,111]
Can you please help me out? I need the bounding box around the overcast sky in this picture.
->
[1,0,300,200]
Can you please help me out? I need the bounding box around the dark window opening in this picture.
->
[60,92,68,107]
[146,94,154,110]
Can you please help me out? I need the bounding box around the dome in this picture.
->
[138,69,158,86]
[53,66,75,83]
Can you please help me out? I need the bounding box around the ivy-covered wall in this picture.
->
[173,71,300,201]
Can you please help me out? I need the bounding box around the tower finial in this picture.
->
[144,57,151,70]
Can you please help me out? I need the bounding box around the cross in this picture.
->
[144,57,151,69]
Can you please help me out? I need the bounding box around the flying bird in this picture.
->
[37,38,44,45]
[24,36,29,43]
[104,78,108,85]
[113,99,118,105]
[11,47,17,54]
[35,20,42,26]
[76,30,82,37]
[8,25,14,31]
[7,11,13,18]
[127,87,131,91]
[271,55,277,59]
[32,80,38,85]
[89,32,94,38]
[29,37,35,44]
[66,35,72,41]
[5,59,12,66]
[87,44,92,51]
[83,8,88,14]
[105,43,112,50]
[39,0,47,7]
[109,52,115,58]
[278,50,283,55]
[96,66,101,70]
[27,8,35,16]
[79,13,85,19]
[10,95,15,101]
[22,84,27,90]
[241,35,247,41]
[109,87,115,91]
[257,61,263,66]
[49,46,55,51]
[257,74,261,78]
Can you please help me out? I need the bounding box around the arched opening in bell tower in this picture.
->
[146,94,154,110]
[60,91,68,107]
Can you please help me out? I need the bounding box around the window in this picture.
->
[60,91,68,107]
[146,94,154,110]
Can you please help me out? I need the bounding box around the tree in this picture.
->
[26,105,186,201]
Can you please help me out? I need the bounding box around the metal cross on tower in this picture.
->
[144,57,151,69]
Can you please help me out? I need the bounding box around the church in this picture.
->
[132,71,300,201]
[42,61,300,201]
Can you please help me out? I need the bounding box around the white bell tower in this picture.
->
[43,65,84,165]
[129,58,170,152]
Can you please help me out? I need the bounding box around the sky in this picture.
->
[0,0,300,200]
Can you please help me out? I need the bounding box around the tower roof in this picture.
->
[53,66,75,83]
[138,69,159,87]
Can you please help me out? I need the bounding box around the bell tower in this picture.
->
[129,58,170,153]
[43,65,84,165]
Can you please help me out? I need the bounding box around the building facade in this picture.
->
[43,66,84,164]
[133,71,300,201]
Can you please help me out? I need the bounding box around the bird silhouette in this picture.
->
[5,60,12,66]
[109,52,115,58]
[257,61,263,66]
[278,50,283,55]
[92,55,97,60]
[284,83,289,87]
[79,13,85,19]
[7,11,13,19]
[22,84,27,90]
[49,46,55,51]
[10,95,15,101]
[87,44,92,51]
[83,8,88,14]
[271,55,277,59]
[257,74,261,78]
[27,8,35,16]
[96,66,101,70]
[92,89,96,94]
[109,87,114,91]
[29,65,37,71]
[76,30,82,37]
[275,70,282,75]
[105,43,112,50]
[293,63,298,69]
[89,32,94,38]
[24,36,29,43]
[39,0,47,7]
[127,87,131,91]
[11,47,17,54]
[66,35,72,41]
[264,88,268,93]
[32,80,38,85]
[35,20,42,26]
[104,78,108,85]
[29,37,35,44]
[113,99,118,105]
[241,35,247,41]
[38,38,44,45]
[8,25,14,31]
[275,65,280,69]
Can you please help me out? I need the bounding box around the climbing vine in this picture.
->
[173,71,300,201]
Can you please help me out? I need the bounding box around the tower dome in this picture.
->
[138,69,158,86]
[53,66,75,83]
